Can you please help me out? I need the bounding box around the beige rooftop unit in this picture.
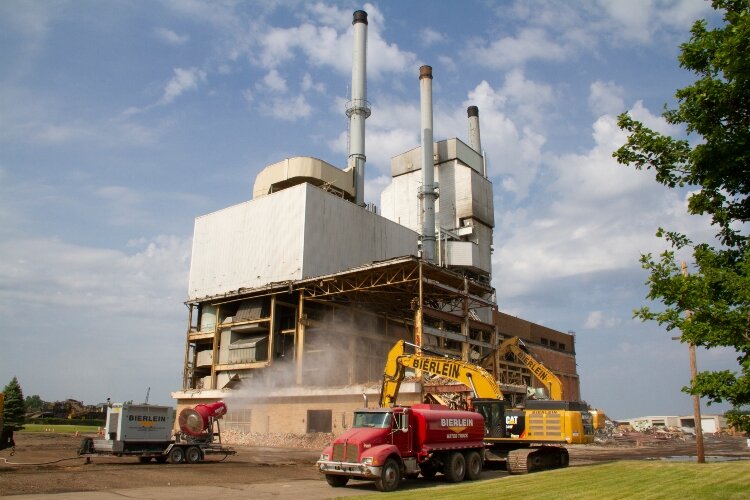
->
[252,156,356,201]
[188,182,418,300]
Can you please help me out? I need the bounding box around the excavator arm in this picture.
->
[497,337,564,400]
[380,340,503,407]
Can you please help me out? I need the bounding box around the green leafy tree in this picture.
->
[2,377,26,431]
[24,395,45,412]
[614,0,749,409]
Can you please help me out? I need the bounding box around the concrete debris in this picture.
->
[221,429,333,449]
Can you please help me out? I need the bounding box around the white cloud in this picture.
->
[583,310,620,329]
[0,235,191,315]
[260,69,287,92]
[301,73,325,93]
[421,27,445,46]
[466,28,567,69]
[258,94,312,121]
[161,67,207,104]
[254,5,417,78]
[154,27,189,45]
[492,100,714,300]
[589,80,626,117]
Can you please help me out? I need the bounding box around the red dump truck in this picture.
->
[79,401,235,463]
[317,404,485,492]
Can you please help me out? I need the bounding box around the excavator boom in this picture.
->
[498,337,564,400]
[380,340,503,407]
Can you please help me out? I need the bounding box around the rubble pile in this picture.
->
[221,429,333,449]
[594,423,694,446]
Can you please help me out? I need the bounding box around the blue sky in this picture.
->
[0,0,736,419]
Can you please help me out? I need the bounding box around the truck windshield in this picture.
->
[353,412,391,428]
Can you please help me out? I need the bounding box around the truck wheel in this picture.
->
[168,446,185,464]
[464,451,482,480]
[325,474,349,487]
[185,446,202,464]
[444,452,466,483]
[375,458,401,492]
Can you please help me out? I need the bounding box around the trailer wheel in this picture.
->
[168,446,185,464]
[375,458,401,492]
[464,451,482,480]
[325,474,349,487]
[185,446,202,464]
[444,452,466,483]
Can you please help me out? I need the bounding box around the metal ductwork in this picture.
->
[419,65,436,262]
[346,10,371,206]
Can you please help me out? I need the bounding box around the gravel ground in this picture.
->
[1,432,748,496]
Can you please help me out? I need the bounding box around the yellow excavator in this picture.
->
[497,337,608,430]
[380,340,594,474]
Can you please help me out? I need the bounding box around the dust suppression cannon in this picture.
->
[178,401,228,436]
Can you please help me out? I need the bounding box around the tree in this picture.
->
[2,377,26,431]
[614,0,750,409]
[24,395,45,413]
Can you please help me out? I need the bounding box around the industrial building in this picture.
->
[171,10,582,435]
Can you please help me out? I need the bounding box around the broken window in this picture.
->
[307,409,333,433]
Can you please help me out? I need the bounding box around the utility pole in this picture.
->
[681,261,705,463]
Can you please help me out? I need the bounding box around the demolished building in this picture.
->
[171,10,582,435]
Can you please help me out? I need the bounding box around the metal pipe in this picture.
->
[467,105,482,155]
[420,65,436,262]
[347,10,371,206]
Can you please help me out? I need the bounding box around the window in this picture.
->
[224,408,252,433]
[550,340,558,348]
[307,409,333,433]
[541,338,548,346]
[559,343,566,351]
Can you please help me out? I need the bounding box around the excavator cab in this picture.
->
[472,398,508,439]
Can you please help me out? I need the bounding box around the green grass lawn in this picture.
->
[363,461,750,500]
[19,424,101,434]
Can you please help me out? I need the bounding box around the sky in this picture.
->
[0,0,738,420]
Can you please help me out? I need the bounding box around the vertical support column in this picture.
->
[267,295,276,365]
[182,304,193,390]
[296,293,306,385]
[461,277,470,362]
[414,261,424,351]
[211,305,221,390]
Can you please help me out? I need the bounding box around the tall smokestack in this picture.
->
[467,106,482,154]
[347,10,371,206]
[420,65,436,262]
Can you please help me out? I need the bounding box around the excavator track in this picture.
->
[507,446,569,474]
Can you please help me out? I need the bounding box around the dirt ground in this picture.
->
[1,432,748,497]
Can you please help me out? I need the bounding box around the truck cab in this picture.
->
[318,407,412,491]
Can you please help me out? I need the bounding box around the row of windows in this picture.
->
[540,337,566,351]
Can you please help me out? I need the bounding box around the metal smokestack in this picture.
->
[420,65,436,262]
[347,10,371,206]
[467,106,482,154]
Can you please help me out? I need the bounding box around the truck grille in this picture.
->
[332,442,359,462]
